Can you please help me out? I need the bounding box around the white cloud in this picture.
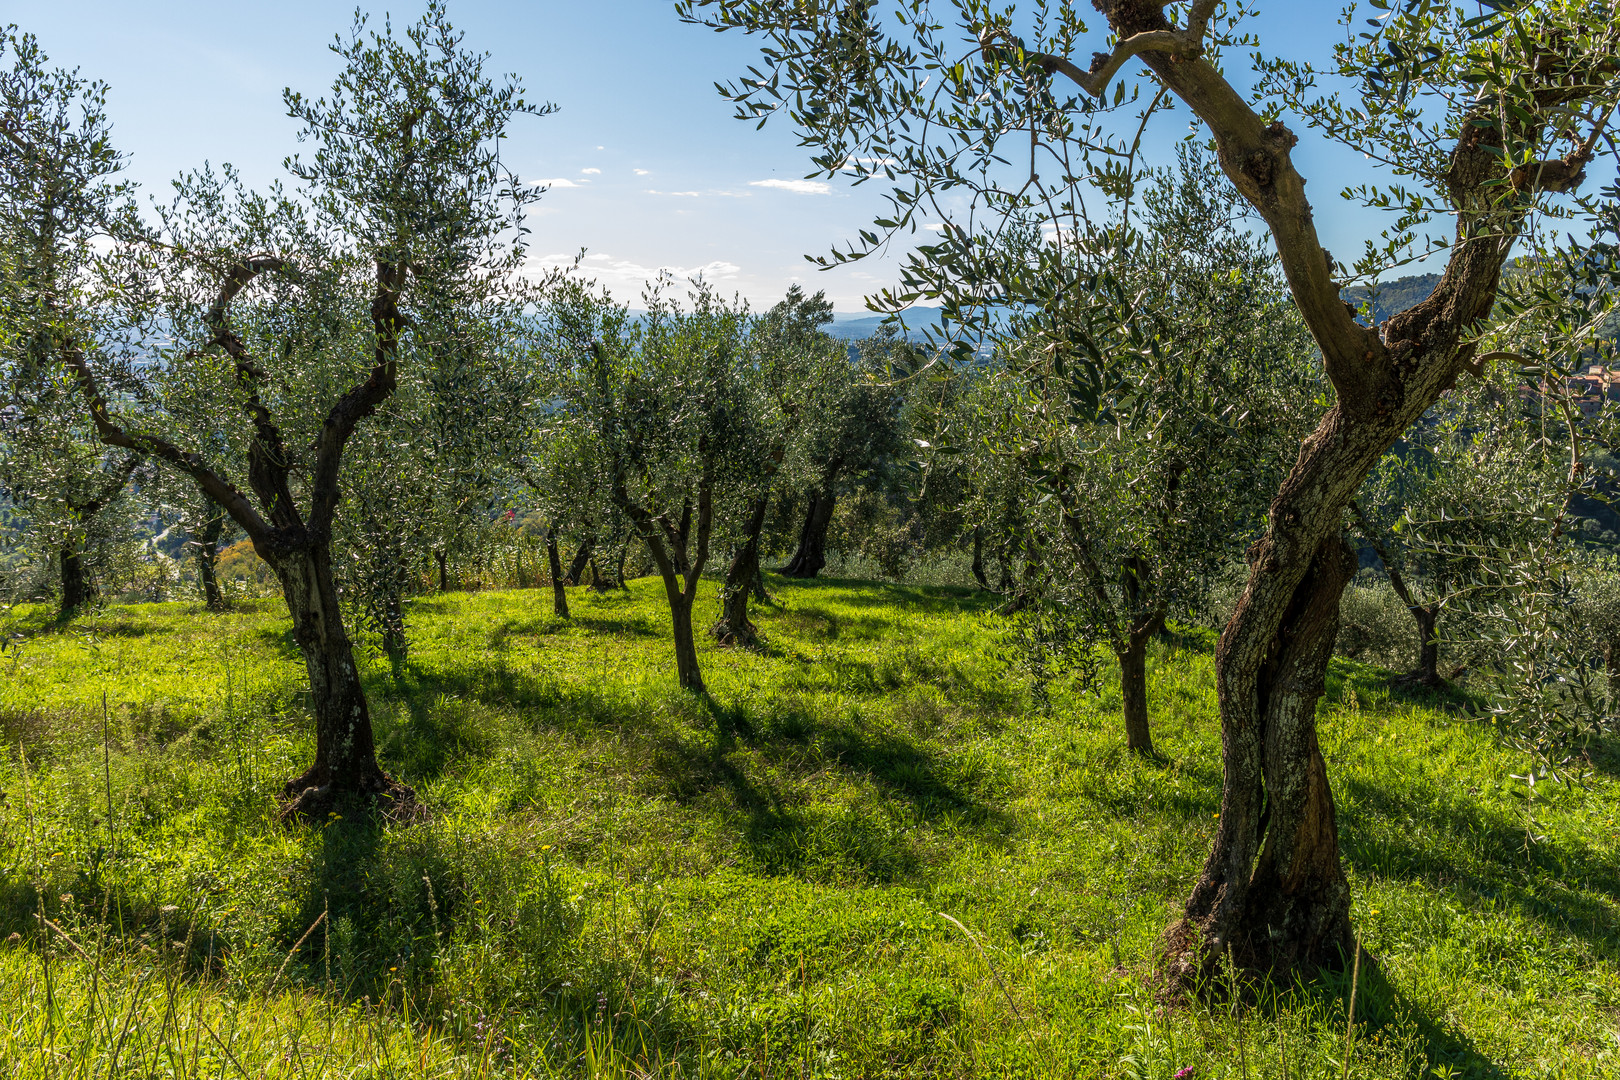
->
[526,251,744,293]
[750,178,832,195]
[645,188,750,198]
[581,167,601,175]
[633,168,650,175]
[531,177,585,188]
[923,223,945,232]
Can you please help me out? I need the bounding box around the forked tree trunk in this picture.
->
[1118,628,1155,757]
[782,463,841,578]
[566,538,593,586]
[545,527,570,619]
[434,549,449,592]
[714,493,770,646]
[1412,604,1441,686]
[268,539,397,815]
[59,545,92,618]
[971,525,991,591]
[196,508,226,611]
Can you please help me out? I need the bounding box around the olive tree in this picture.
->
[712,285,851,644]
[0,27,145,618]
[71,6,548,817]
[679,0,1620,983]
[542,277,755,691]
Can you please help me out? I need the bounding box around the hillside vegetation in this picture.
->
[1,578,1615,1078]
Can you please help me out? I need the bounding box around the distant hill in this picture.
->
[1342,273,1441,326]
[825,310,944,340]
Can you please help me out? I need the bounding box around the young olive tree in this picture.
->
[1351,384,1566,687]
[778,327,907,579]
[680,0,1620,983]
[71,7,548,817]
[543,278,753,691]
[0,27,144,618]
[952,159,1320,756]
[712,285,849,645]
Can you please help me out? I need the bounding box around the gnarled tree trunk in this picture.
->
[782,458,842,578]
[59,545,92,617]
[195,504,226,611]
[545,526,569,619]
[714,492,770,646]
[265,537,396,814]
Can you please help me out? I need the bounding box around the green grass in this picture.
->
[0,575,1615,1078]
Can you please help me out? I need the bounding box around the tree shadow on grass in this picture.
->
[1339,773,1620,962]
[630,694,1013,884]
[1256,958,1515,1079]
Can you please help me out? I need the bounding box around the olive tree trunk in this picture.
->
[59,545,92,617]
[266,540,392,805]
[782,458,842,578]
[1117,623,1158,757]
[713,492,770,646]
[545,526,570,619]
[1029,0,1592,986]
[195,504,226,611]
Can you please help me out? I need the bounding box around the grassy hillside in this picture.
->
[0,578,1615,1078]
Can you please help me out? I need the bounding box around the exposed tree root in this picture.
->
[278,770,425,825]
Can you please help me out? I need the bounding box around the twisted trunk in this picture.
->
[714,492,770,646]
[782,458,842,578]
[196,505,226,611]
[266,536,395,812]
[545,526,570,619]
[59,545,92,617]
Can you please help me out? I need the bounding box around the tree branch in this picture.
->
[991,0,1220,100]
[309,259,409,534]
[62,344,270,537]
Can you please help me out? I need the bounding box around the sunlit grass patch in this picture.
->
[0,575,1616,1077]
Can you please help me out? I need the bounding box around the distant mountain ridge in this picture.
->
[1341,273,1442,326]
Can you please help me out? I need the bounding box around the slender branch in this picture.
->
[308,259,409,533]
[62,345,270,537]
[990,0,1219,100]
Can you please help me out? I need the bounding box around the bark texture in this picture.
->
[195,503,226,611]
[545,526,570,619]
[782,460,841,578]
[714,493,770,646]
[266,541,394,810]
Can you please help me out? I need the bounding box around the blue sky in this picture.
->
[9,1,1413,311]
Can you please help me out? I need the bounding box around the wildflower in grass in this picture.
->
[1173,1068,1195,1080]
